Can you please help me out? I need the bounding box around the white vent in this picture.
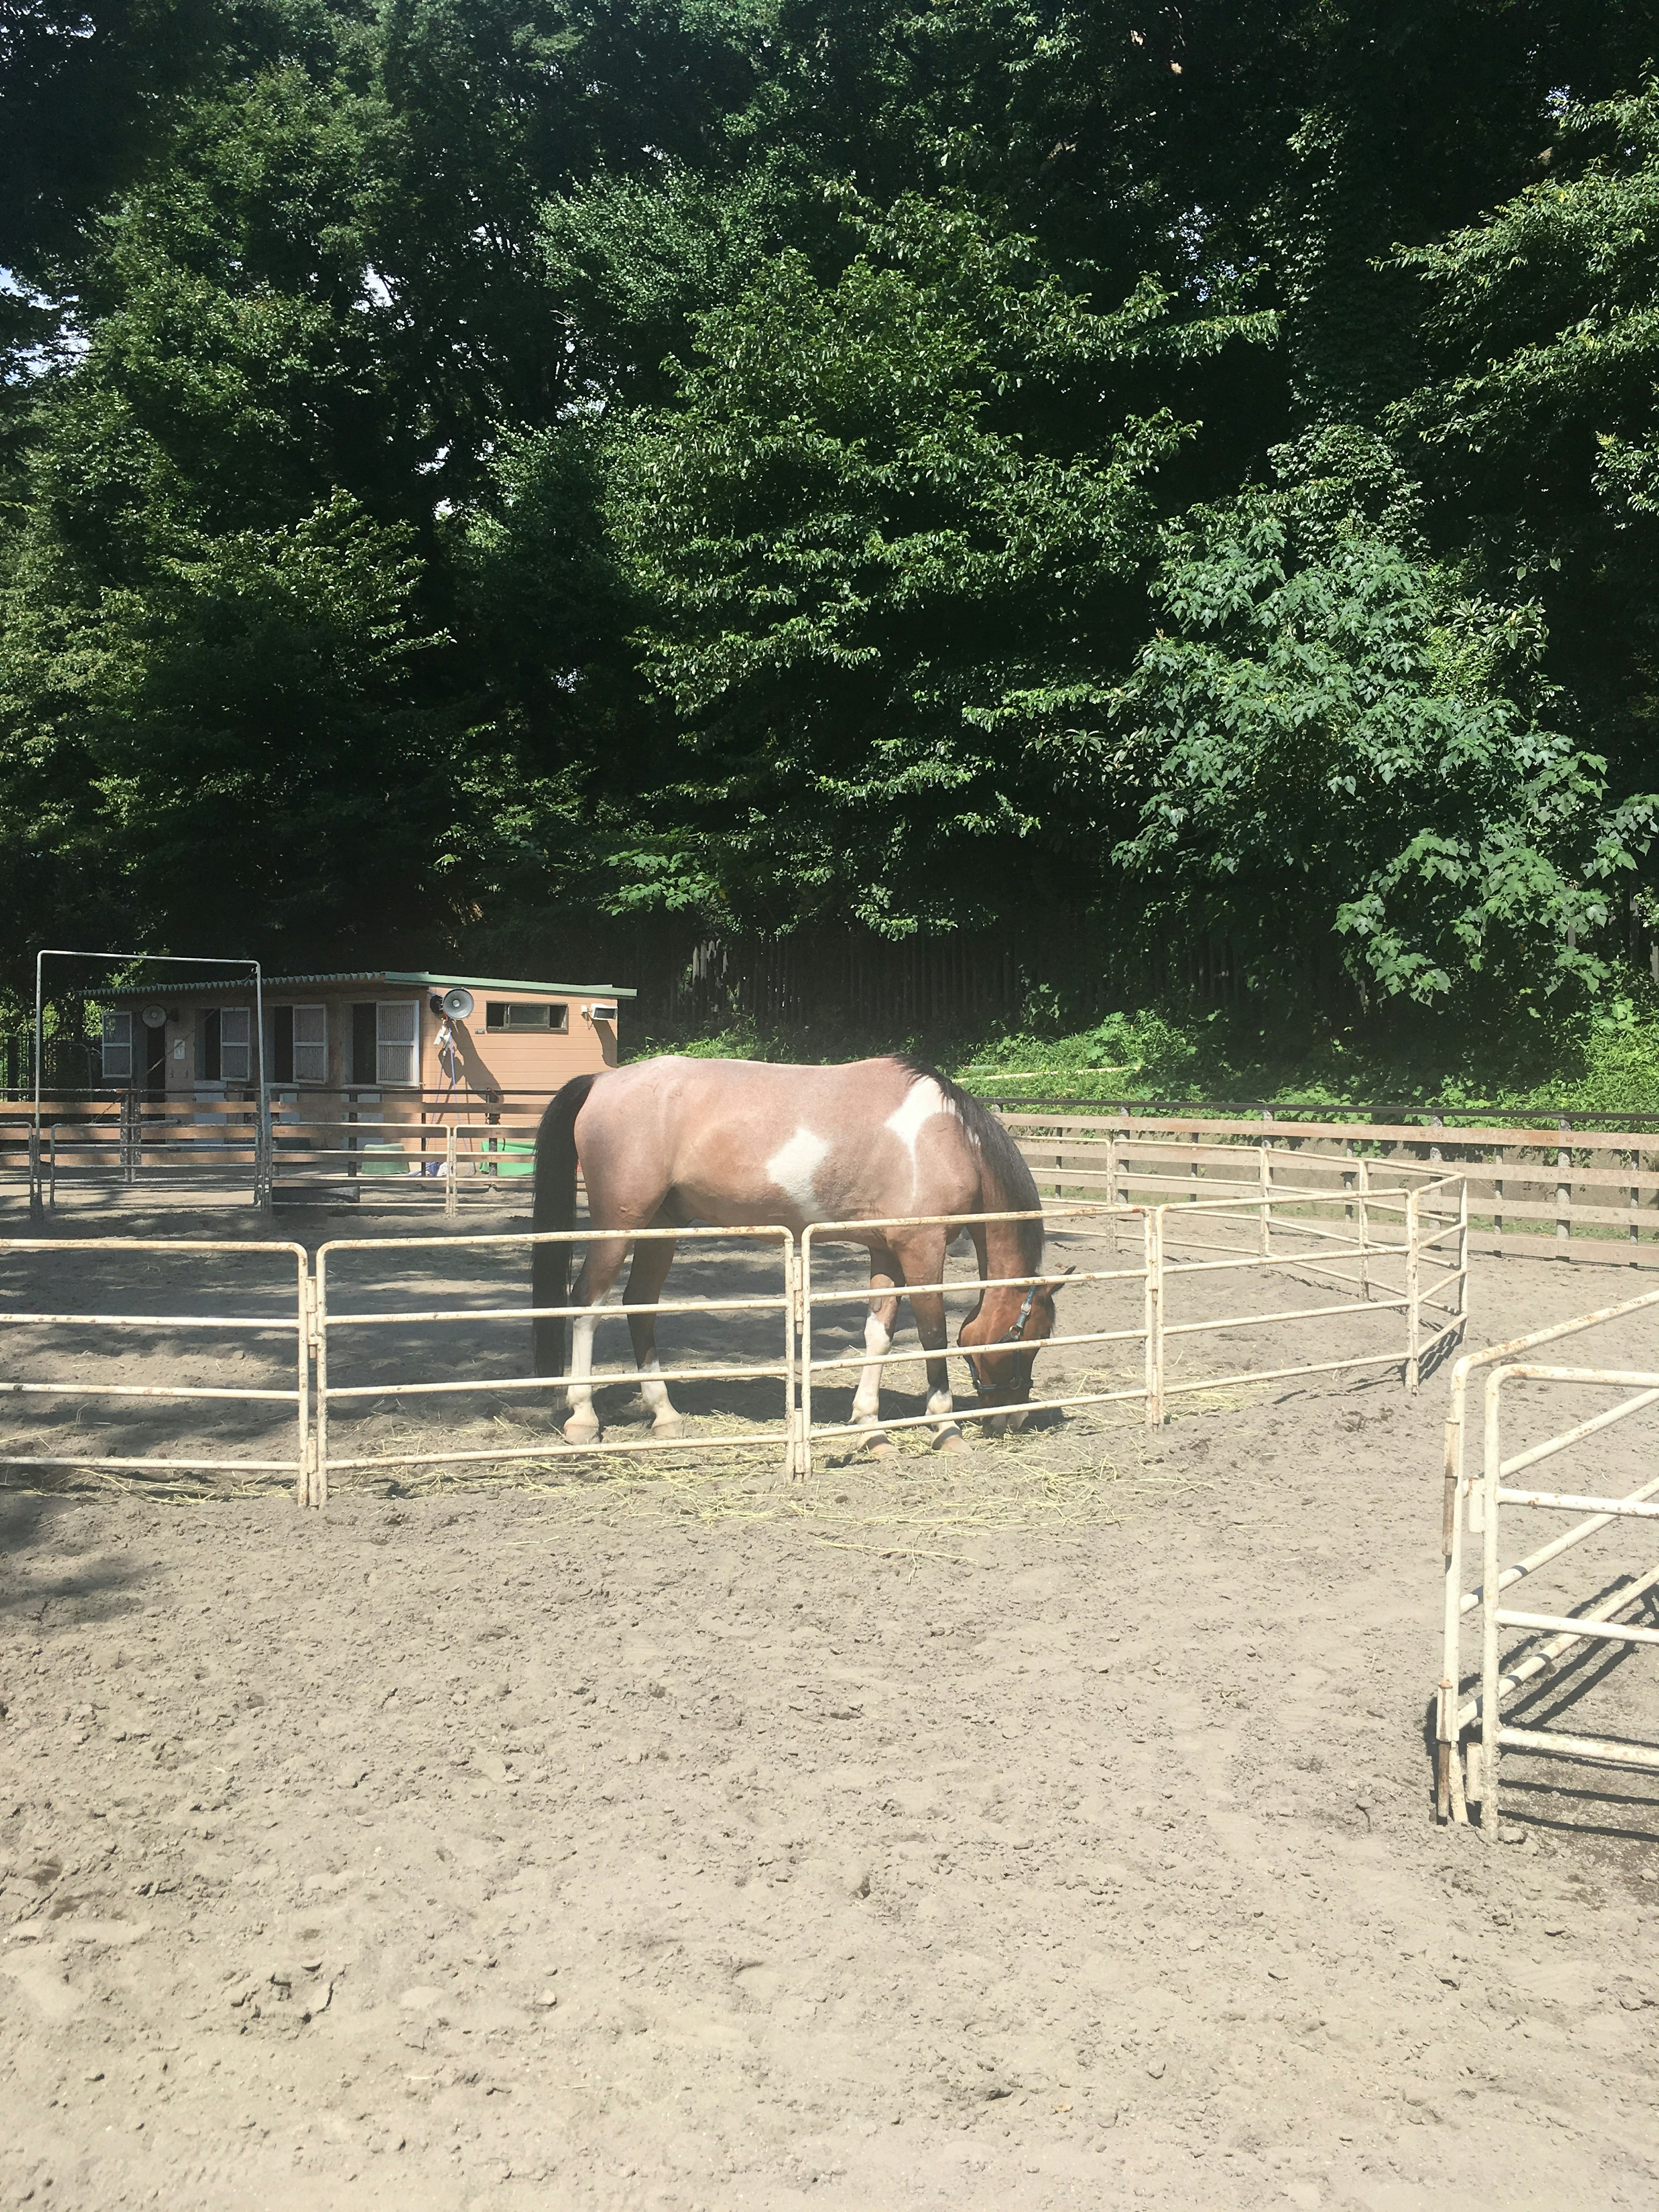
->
[377,1000,418,1087]
[292,1004,327,1084]
[101,1009,133,1082]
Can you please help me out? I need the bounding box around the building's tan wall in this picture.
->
[154,982,622,1103]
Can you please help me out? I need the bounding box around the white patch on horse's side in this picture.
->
[884,1077,954,1192]
[766,1126,832,1218]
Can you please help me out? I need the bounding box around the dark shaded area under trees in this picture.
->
[6,1,1659,1047]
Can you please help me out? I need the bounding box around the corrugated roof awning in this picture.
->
[101,969,637,998]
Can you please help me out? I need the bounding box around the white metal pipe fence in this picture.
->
[308,1224,797,1508]
[796,1178,1465,1476]
[1437,1294,1659,1836]
[0,1237,308,1498]
[0,1183,1464,1509]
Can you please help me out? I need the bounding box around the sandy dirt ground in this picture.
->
[3,1190,1659,2211]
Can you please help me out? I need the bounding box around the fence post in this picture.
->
[1358,1155,1371,1301]
[444,1122,459,1221]
[312,1255,329,1510]
[1557,1116,1572,1251]
[1459,1176,1470,1325]
[798,1227,815,1481]
[1405,1190,1421,1392]
[27,1125,43,1224]
[1480,1372,1505,1843]
[255,1085,273,1207]
[121,1088,138,1185]
[1259,1109,1272,1258]
[297,1267,317,1509]
[1630,1148,1640,1262]
[1143,1207,1164,1428]
[785,1238,804,1482]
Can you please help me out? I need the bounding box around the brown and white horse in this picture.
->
[531,1055,1065,1450]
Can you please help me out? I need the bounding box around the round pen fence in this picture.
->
[1437,1285,1659,1835]
[0,1237,309,1497]
[798,1176,1466,1474]
[308,1224,796,1509]
[0,1180,1465,1506]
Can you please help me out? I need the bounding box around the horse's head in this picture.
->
[958,1266,1074,1433]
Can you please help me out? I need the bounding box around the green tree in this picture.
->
[604,194,1272,934]
[1112,434,1656,1001]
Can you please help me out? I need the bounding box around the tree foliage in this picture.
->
[3,1,1659,1009]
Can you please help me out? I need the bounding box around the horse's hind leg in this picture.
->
[851,1260,901,1457]
[564,1234,631,1444]
[623,1232,683,1436]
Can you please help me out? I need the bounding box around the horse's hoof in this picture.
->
[933,1429,971,1455]
[563,1414,601,1445]
[652,1414,685,1440]
[864,1437,898,1460]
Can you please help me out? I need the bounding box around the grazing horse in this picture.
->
[530,1055,1065,1450]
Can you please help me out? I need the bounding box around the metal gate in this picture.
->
[0,1236,309,1497]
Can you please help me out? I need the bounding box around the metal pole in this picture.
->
[314,1248,330,1510]
[253,963,267,1205]
[30,950,44,1223]
[784,1236,800,1481]
[1144,1208,1164,1428]
[1481,1370,1506,1843]
[799,1227,816,1481]
[1259,1112,1271,1258]
[1406,1190,1421,1392]
[445,1122,458,1222]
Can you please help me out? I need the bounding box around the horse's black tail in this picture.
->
[532,1074,599,1377]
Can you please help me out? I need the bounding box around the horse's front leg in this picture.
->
[907,1278,969,1455]
[623,1233,683,1437]
[850,1264,901,1457]
[564,1234,630,1444]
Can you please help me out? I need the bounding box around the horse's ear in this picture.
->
[1046,1264,1078,1294]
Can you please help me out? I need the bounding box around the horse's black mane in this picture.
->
[894,1055,1043,1270]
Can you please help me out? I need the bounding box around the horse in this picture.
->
[529,1054,1068,1452]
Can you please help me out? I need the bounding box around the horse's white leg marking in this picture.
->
[766,1126,831,1218]
[637,1352,682,1433]
[564,1309,600,1441]
[883,1077,953,1198]
[851,1308,892,1427]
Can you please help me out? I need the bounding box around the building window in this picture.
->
[101,1010,133,1083]
[484,1001,568,1032]
[197,1006,252,1084]
[376,1001,418,1086]
[273,1005,327,1084]
[220,1006,251,1082]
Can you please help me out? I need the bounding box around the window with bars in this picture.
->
[198,1006,252,1083]
[273,1005,327,1084]
[219,1007,251,1082]
[101,1010,133,1082]
[376,1001,418,1086]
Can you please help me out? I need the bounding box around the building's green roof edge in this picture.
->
[103,970,637,998]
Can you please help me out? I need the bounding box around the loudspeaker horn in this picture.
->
[441,987,475,1020]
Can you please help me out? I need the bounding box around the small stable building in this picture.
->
[99,969,633,1109]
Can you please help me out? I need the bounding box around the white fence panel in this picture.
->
[0,1237,309,1498]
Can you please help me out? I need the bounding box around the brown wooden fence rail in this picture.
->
[997,1111,1659,1266]
[6,1089,1659,1263]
